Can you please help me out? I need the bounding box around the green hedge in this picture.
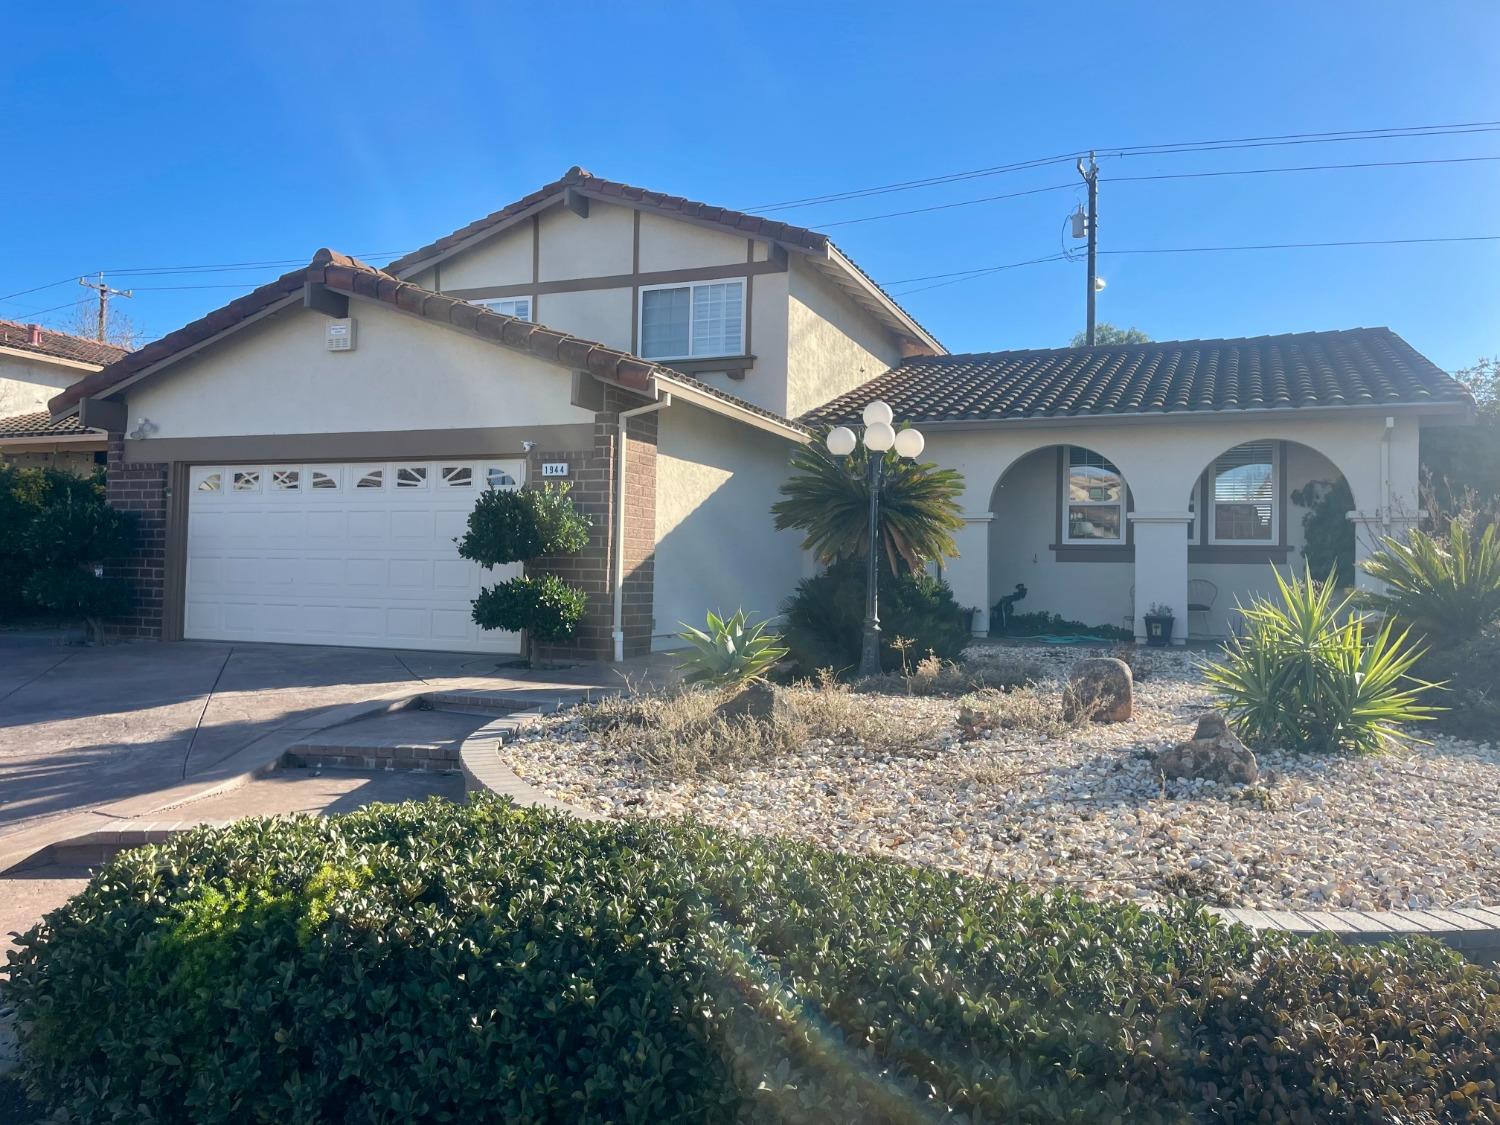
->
[7,800,1500,1123]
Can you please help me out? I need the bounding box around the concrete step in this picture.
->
[286,709,491,773]
[420,690,573,716]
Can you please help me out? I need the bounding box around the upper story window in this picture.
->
[1062,447,1126,543]
[475,297,532,321]
[1210,442,1277,543]
[639,280,744,360]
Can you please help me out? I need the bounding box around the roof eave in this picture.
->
[817,244,945,355]
[875,399,1476,432]
[651,373,811,442]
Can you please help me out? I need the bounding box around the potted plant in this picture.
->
[1143,601,1175,647]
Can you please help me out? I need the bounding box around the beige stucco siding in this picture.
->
[677,270,790,417]
[784,259,903,418]
[539,203,633,281]
[0,356,78,415]
[421,225,533,292]
[637,211,747,273]
[537,288,634,353]
[126,299,594,438]
[652,403,808,649]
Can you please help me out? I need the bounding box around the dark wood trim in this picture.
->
[163,461,189,641]
[447,258,788,302]
[662,354,757,375]
[123,423,595,465]
[531,214,541,324]
[302,282,348,319]
[768,242,789,270]
[742,238,755,380]
[1051,544,1135,562]
[1279,439,1289,546]
[78,397,127,432]
[563,187,590,218]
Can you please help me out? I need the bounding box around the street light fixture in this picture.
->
[825,400,926,678]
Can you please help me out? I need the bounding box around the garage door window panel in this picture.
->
[233,470,261,493]
[356,468,385,490]
[396,465,429,489]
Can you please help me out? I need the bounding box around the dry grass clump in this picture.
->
[955,685,1094,741]
[855,649,1038,697]
[576,678,907,778]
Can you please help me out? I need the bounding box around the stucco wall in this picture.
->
[539,204,634,280]
[0,355,78,414]
[985,441,1347,638]
[636,211,747,272]
[126,300,595,438]
[537,288,634,352]
[934,410,1428,640]
[652,402,808,649]
[784,260,903,418]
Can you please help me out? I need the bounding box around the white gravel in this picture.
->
[505,645,1500,911]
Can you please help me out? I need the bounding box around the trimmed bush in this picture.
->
[993,608,1134,641]
[9,800,1500,1123]
[781,557,970,677]
[471,572,587,641]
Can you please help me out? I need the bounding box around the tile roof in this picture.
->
[385,167,943,353]
[48,250,807,437]
[0,410,95,438]
[802,329,1473,427]
[387,166,828,277]
[0,320,129,368]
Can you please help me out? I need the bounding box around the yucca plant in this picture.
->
[771,438,965,573]
[1358,515,1500,641]
[1204,565,1439,754]
[675,609,788,687]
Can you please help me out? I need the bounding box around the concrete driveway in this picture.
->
[0,636,529,840]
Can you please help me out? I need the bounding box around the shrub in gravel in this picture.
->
[1205,566,1438,754]
[576,680,902,777]
[9,799,1500,1124]
[781,557,970,677]
[855,649,1038,696]
[1416,623,1500,740]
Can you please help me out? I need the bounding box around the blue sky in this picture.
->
[2,2,1496,370]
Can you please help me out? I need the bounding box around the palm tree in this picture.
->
[771,436,965,573]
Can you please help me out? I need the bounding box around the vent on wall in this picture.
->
[326,318,356,351]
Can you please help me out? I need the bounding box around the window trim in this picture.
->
[1059,446,1128,546]
[473,296,532,322]
[637,278,746,361]
[1208,442,1280,546]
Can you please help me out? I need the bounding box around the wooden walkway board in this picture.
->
[1209,904,1500,962]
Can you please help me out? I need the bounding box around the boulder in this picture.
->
[713,681,776,724]
[1063,657,1133,723]
[1157,713,1259,785]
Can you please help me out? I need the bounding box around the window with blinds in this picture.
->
[639,280,744,359]
[475,296,532,321]
[1210,441,1277,543]
[1063,446,1125,542]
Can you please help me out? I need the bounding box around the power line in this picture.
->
[817,153,1500,230]
[0,276,83,304]
[885,234,1500,296]
[744,119,1500,212]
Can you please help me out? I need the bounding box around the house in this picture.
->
[46,167,1472,654]
[0,319,127,471]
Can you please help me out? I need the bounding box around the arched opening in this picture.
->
[986,444,1135,640]
[1183,438,1354,638]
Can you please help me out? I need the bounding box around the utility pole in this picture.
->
[1076,152,1099,346]
[78,273,133,343]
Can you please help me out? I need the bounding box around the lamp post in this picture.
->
[826,400,926,678]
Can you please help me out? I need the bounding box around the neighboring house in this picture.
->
[0,319,127,471]
[46,166,1471,654]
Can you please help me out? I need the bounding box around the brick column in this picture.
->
[104,435,168,639]
[529,384,658,663]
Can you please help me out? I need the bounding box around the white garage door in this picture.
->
[185,459,526,653]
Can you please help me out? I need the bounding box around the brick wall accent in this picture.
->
[104,434,168,638]
[531,384,658,662]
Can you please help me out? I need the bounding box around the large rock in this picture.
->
[1063,657,1133,722]
[1158,713,1259,785]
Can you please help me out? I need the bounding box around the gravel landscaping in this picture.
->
[506,644,1500,912]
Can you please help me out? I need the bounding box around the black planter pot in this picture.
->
[1143,614,1175,648]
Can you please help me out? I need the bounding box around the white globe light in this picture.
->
[893,427,925,459]
[862,400,894,427]
[864,421,896,452]
[825,425,857,456]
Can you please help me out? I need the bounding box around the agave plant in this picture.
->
[675,609,788,687]
[1358,515,1500,641]
[1204,565,1440,754]
[771,438,964,574]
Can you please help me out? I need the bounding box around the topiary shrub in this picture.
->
[780,557,969,677]
[8,800,1500,1123]
[456,481,592,663]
